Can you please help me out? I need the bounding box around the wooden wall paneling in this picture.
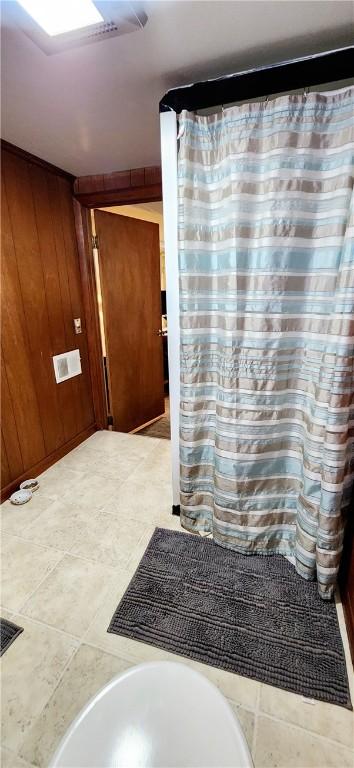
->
[1,172,46,468]
[29,162,67,449]
[29,163,78,446]
[1,139,75,182]
[2,151,64,455]
[29,164,67,353]
[0,356,24,481]
[45,171,80,440]
[57,176,94,430]
[56,174,85,434]
[1,424,96,502]
[1,141,96,499]
[73,199,107,429]
[1,432,11,489]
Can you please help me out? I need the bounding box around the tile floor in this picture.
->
[1,430,353,768]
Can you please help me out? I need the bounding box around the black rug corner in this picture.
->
[108,527,352,710]
[0,617,24,656]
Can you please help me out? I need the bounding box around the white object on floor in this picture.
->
[49,661,253,768]
[20,478,39,492]
[10,489,32,505]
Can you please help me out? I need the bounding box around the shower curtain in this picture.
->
[178,86,354,600]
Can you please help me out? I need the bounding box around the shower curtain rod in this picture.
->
[159,45,354,113]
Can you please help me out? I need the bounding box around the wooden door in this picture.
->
[94,209,164,432]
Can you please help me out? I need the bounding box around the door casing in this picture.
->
[73,175,163,431]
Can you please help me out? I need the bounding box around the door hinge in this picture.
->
[92,234,99,250]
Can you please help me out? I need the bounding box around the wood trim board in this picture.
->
[73,166,162,207]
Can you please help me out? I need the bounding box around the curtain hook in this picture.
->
[303,86,310,100]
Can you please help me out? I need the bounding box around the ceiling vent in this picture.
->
[4,2,148,55]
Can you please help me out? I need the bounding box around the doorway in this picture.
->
[91,202,170,438]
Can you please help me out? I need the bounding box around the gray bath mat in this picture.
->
[0,618,23,656]
[108,528,352,709]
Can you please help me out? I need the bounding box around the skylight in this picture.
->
[17,0,103,37]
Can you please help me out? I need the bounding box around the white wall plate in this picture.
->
[53,349,82,384]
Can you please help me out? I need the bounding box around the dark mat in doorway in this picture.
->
[108,528,352,709]
[137,415,170,439]
[0,618,23,656]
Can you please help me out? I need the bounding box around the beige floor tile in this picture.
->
[60,471,128,510]
[1,614,77,754]
[253,715,354,768]
[1,494,55,537]
[89,452,145,482]
[259,683,354,749]
[58,439,145,483]
[81,430,159,460]
[22,501,97,551]
[228,701,255,753]
[126,440,172,487]
[19,644,132,768]
[102,476,173,525]
[34,466,85,501]
[185,658,260,711]
[53,448,100,474]
[1,747,35,768]
[1,535,63,612]
[21,555,115,638]
[83,575,131,651]
[70,512,147,567]
[0,607,14,622]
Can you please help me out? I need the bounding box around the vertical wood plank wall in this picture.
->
[1,146,95,499]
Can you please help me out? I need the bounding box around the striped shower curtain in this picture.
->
[178,86,354,600]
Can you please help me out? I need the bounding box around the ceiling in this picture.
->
[1,1,353,176]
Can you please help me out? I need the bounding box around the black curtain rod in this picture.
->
[159,46,354,113]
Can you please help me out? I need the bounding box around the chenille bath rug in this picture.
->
[108,528,352,709]
[0,617,23,656]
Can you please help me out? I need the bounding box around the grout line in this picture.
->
[16,643,83,763]
[10,609,81,644]
[17,552,67,614]
[1,530,67,555]
[257,711,354,750]
[1,530,121,568]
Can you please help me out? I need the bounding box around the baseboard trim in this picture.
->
[172,504,180,516]
[1,424,97,502]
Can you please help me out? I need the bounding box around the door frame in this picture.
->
[73,171,163,432]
